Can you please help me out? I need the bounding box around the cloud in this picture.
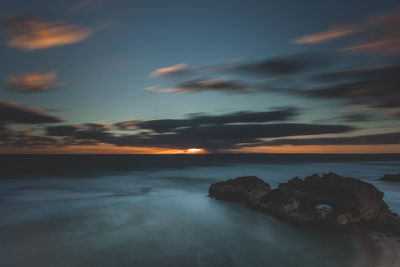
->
[46,125,79,136]
[302,65,400,109]
[2,16,92,51]
[147,78,256,93]
[0,129,59,147]
[340,10,400,55]
[106,122,353,152]
[293,7,400,55]
[234,53,330,76]
[41,107,354,151]
[47,122,353,152]
[292,26,359,44]
[6,71,62,92]
[338,112,375,123]
[0,101,63,124]
[113,120,140,130]
[150,63,193,77]
[127,107,300,132]
[173,123,353,140]
[46,123,110,141]
[250,131,400,146]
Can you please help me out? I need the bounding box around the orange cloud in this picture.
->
[3,16,92,51]
[292,26,359,44]
[293,8,400,55]
[150,63,191,77]
[6,71,62,92]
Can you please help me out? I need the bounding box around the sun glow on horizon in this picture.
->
[187,148,204,153]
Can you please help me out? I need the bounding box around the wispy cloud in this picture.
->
[247,131,400,147]
[115,107,300,132]
[6,71,62,92]
[303,65,400,110]
[150,63,193,77]
[292,26,359,44]
[2,16,92,51]
[340,9,400,55]
[293,7,400,55]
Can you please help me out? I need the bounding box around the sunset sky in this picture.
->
[0,0,400,154]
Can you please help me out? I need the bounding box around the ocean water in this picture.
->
[0,154,399,267]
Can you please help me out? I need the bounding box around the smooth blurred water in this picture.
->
[1,158,400,267]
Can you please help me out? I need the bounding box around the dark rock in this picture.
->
[209,172,400,235]
[208,176,270,203]
[380,173,400,182]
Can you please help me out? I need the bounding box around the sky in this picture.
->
[0,0,399,154]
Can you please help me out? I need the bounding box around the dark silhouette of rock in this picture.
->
[209,172,400,235]
[209,176,270,203]
[380,173,400,182]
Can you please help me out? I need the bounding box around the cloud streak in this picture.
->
[303,65,400,109]
[119,107,300,132]
[250,131,400,146]
[147,78,256,94]
[293,7,400,55]
[292,26,359,44]
[150,63,193,77]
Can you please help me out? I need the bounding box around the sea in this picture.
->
[0,154,399,267]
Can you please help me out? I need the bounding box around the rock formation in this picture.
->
[209,173,400,235]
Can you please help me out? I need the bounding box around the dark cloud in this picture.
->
[147,78,255,93]
[145,54,333,95]
[0,127,59,147]
[338,112,374,123]
[249,131,400,146]
[127,107,299,132]
[303,65,400,109]
[0,101,63,124]
[174,123,353,140]
[46,125,79,136]
[233,53,330,76]
[47,122,353,152]
[46,123,110,141]
[109,123,353,152]
[42,107,354,151]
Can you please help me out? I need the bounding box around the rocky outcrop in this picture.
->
[209,172,400,235]
[209,176,270,203]
[380,173,400,182]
